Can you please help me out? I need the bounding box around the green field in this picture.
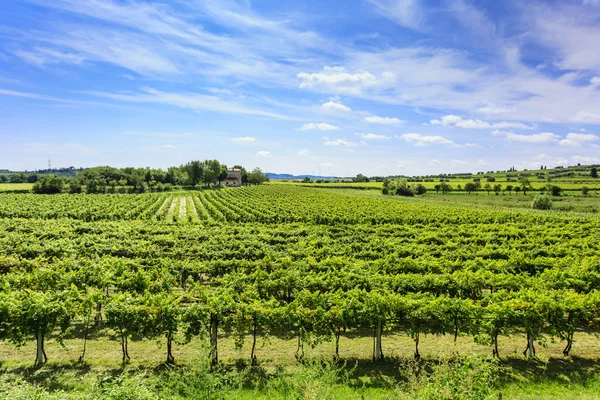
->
[2,185,600,398]
[0,182,33,191]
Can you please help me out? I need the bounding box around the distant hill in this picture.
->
[266,173,338,180]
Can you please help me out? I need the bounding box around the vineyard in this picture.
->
[1,185,600,397]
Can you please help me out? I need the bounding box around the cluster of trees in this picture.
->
[29,161,269,194]
[382,179,427,196]
[0,172,39,183]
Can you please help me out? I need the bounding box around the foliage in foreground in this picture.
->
[0,356,502,400]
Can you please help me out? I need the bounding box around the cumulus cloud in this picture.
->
[355,133,390,140]
[256,151,272,157]
[560,132,599,147]
[298,66,392,95]
[441,115,533,129]
[364,115,404,125]
[298,149,310,155]
[321,100,351,112]
[232,136,256,143]
[298,122,340,131]
[399,133,456,146]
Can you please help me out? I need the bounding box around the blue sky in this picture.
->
[1,0,600,176]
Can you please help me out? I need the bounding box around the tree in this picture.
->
[440,182,452,194]
[183,161,203,186]
[414,184,427,195]
[32,175,64,194]
[486,176,496,182]
[391,179,414,197]
[434,184,441,194]
[582,186,589,195]
[519,177,531,195]
[201,160,221,187]
[493,184,502,195]
[464,182,477,194]
[591,167,598,178]
[247,168,269,185]
[353,174,369,183]
[548,185,562,196]
[484,183,491,195]
[505,185,513,195]
[218,166,229,186]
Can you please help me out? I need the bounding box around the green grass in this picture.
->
[2,330,600,398]
[0,183,33,191]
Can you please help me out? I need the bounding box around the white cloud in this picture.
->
[441,115,533,130]
[319,162,334,167]
[429,119,441,125]
[364,116,404,125]
[572,155,600,164]
[464,143,482,148]
[476,101,512,114]
[161,145,177,149]
[355,133,390,140]
[298,66,391,95]
[298,149,310,156]
[256,151,272,157]
[367,0,423,30]
[232,136,256,143]
[571,111,600,123]
[429,159,441,167]
[451,160,467,166]
[298,122,340,131]
[399,133,455,146]
[321,101,351,112]
[323,137,360,147]
[83,87,289,119]
[501,132,560,143]
[591,77,600,85]
[560,132,599,147]
[531,154,568,167]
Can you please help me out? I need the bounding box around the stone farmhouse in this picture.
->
[223,168,242,187]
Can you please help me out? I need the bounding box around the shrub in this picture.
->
[582,186,589,195]
[415,184,427,195]
[32,175,64,194]
[532,194,552,210]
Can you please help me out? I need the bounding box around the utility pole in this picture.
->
[48,159,52,171]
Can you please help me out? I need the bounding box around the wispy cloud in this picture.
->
[232,136,256,143]
[356,133,390,140]
[399,133,456,147]
[364,116,404,125]
[298,122,340,131]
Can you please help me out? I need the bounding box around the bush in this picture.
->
[548,185,562,196]
[582,186,589,195]
[415,184,427,195]
[32,175,64,194]
[532,194,552,210]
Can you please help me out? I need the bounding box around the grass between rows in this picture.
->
[2,330,600,399]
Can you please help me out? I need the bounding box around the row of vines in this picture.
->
[1,187,600,367]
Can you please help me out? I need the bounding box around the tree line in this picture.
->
[29,161,269,194]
